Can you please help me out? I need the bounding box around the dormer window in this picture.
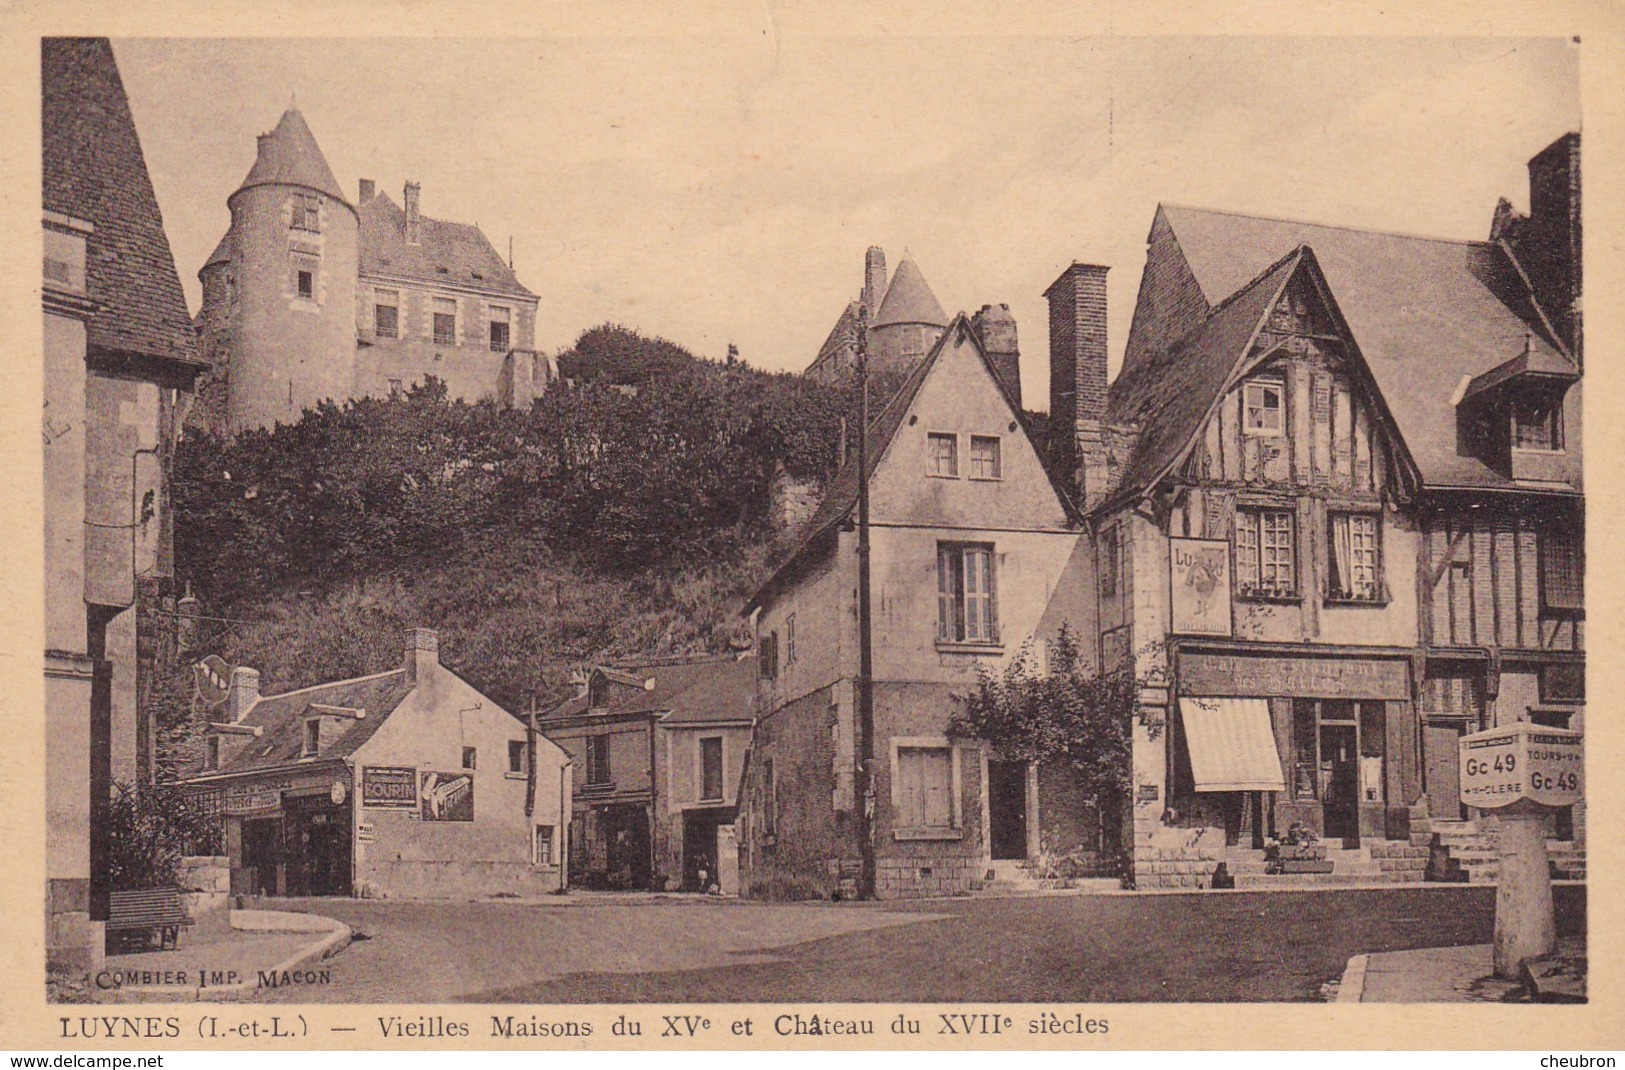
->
[1512,394,1563,452]
[302,718,320,757]
[1243,381,1283,436]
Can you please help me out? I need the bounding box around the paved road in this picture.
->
[256,884,1584,1004]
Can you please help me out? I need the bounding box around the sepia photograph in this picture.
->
[14,4,1619,1050]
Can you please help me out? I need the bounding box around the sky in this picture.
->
[112,35,1579,405]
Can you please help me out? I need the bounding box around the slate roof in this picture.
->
[813,300,862,365]
[1106,248,1303,507]
[235,107,349,203]
[1147,205,1577,491]
[873,257,948,328]
[543,655,756,726]
[42,38,202,368]
[204,669,415,777]
[360,190,535,299]
[749,315,1077,612]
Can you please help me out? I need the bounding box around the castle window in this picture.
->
[927,433,959,477]
[291,252,319,302]
[291,193,320,233]
[433,297,457,346]
[489,306,511,352]
[1243,380,1283,436]
[969,435,1002,480]
[374,290,399,338]
[297,270,313,299]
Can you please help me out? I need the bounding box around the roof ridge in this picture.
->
[257,667,407,702]
[1162,202,1495,250]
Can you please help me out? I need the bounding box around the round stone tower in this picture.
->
[869,255,948,379]
[206,107,358,433]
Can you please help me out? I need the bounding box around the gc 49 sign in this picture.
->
[1459,722,1583,809]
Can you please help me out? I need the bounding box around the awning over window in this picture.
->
[1179,697,1286,792]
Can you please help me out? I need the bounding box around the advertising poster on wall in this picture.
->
[362,765,419,809]
[1170,537,1231,635]
[419,769,475,822]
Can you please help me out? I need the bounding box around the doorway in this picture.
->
[1319,724,1359,846]
[987,760,1029,860]
[1423,722,1467,823]
[682,809,733,891]
[240,818,281,896]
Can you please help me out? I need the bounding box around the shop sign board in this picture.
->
[419,770,475,822]
[1169,538,1231,636]
[362,766,419,809]
[1460,722,1583,809]
[225,783,283,816]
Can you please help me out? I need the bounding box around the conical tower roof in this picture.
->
[234,107,349,204]
[873,256,948,328]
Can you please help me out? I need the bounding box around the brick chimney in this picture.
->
[1044,262,1111,509]
[1526,133,1581,362]
[227,666,260,722]
[404,181,422,245]
[404,627,439,685]
[358,178,375,202]
[862,245,887,319]
[972,303,1022,407]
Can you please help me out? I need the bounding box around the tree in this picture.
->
[950,625,1151,808]
[106,781,223,890]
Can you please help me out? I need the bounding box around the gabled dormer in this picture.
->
[1454,334,1579,485]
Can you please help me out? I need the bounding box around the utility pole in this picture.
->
[855,308,877,900]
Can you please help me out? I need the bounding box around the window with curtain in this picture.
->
[1328,512,1382,601]
[1235,509,1296,597]
[937,543,997,643]
[895,746,954,828]
[969,435,1002,479]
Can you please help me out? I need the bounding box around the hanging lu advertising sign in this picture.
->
[1169,537,1231,636]
[361,765,419,809]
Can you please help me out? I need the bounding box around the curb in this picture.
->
[1336,954,1370,1003]
[110,909,351,1003]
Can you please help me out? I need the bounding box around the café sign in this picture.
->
[1459,722,1583,809]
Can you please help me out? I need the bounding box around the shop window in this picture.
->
[302,719,320,757]
[1328,513,1383,602]
[928,432,958,477]
[1541,527,1583,612]
[938,543,998,644]
[489,306,511,352]
[534,825,555,866]
[587,736,612,786]
[433,296,457,346]
[969,435,1002,480]
[374,289,399,338]
[461,745,477,770]
[1235,509,1296,598]
[1243,380,1283,436]
[700,736,724,802]
[508,740,528,775]
[1359,703,1386,804]
[894,745,955,830]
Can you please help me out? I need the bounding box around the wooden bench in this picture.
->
[107,888,193,952]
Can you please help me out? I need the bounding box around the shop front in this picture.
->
[1172,645,1421,848]
[189,767,355,897]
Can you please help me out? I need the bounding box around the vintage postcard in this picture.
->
[3,0,1623,1053]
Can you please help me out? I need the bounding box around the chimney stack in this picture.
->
[404,627,439,684]
[1526,133,1581,362]
[359,178,375,202]
[862,245,887,319]
[404,181,422,245]
[227,667,260,722]
[1044,262,1111,509]
[972,304,1022,407]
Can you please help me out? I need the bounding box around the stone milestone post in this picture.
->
[1458,722,1584,979]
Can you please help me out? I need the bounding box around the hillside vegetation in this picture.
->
[157,326,855,775]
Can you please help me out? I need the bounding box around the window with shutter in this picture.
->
[936,543,999,644]
[895,746,954,828]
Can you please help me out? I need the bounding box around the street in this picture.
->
[253,884,1584,1003]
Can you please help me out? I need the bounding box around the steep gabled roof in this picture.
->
[813,301,862,365]
[204,670,415,776]
[42,38,202,369]
[235,107,349,204]
[873,257,948,328]
[1155,205,1577,490]
[1107,249,1303,507]
[542,655,755,725]
[748,315,1076,612]
[360,191,535,299]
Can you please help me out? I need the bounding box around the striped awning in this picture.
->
[1179,697,1286,792]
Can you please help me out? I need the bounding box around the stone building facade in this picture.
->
[192,108,551,435]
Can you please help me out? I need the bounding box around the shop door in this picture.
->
[1319,724,1359,847]
[987,760,1029,860]
[305,809,352,896]
[240,818,281,896]
[1423,723,1466,823]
